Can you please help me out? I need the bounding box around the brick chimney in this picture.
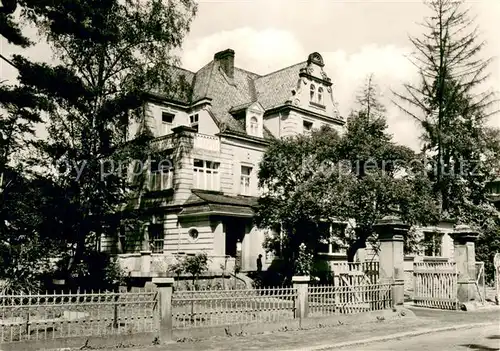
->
[214,49,235,78]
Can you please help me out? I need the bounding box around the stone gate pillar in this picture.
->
[374,215,409,307]
[449,224,479,303]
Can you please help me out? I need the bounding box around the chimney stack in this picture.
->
[214,49,235,78]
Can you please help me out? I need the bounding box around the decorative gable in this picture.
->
[245,102,264,138]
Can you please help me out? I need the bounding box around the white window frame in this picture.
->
[161,111,175,135]
[249,116,259,136]
[189,113,199,132]
[149,159,174,191]
[193,159,220,191]
[240,166,252,195]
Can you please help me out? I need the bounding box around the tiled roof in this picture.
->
[151,66,196,104]
[254,62,307,110]
[155,54,310,139]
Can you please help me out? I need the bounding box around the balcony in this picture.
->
[194,133,220,152]
[150,134,174,150]
[150,133,220,152]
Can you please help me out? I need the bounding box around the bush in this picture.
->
[295,243,313,276]
[55,252,126,292]
[168,252,209,290]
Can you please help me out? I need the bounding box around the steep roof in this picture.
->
[254,62,307,110]
[157,53,314,139]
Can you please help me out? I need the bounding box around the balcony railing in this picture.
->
[150,133,220,152]
[150,134,174,150]
[194,133,220,152]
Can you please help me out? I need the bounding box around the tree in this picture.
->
[256,125,351,279]
[338,76,439,260]
[0,0,64,291]
[0,170,67,292]
[256,75,439,272]
[393,0,500,223]
[8,0,197,283]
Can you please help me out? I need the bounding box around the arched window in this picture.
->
[310,84,315,101]
[318,87,323,104]
[249,116,259,136]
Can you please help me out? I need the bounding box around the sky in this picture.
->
[1,0,499,150]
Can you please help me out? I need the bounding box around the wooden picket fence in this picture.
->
[330,262,380,287]
[413,262,459,310]
[307,283,392,317]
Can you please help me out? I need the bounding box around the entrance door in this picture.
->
[224,218,246,257]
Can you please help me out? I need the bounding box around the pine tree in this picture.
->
[394,0,499,223]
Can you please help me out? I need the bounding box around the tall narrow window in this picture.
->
[318,87,323,104]
[303,120,313,136]
[240,166,252,195]
[249,116,259,136]
[162,112,175,134]
[310,84,315,101]
[189,114,199,133]
[148,224,164,253]
[149,158,174,191]
[423,232,442,257]
[193,159,220,191]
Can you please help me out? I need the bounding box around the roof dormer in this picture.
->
[245,102,264,138]
[229,101,264,138]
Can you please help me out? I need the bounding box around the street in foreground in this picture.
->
[335,324,500,351]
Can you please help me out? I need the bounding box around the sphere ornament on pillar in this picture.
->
[450,224,480,244]
[373,215,410,241]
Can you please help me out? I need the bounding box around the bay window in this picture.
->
[149,158,174,191]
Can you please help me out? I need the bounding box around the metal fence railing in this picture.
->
[0,288,158,343]
[171,287,297,329]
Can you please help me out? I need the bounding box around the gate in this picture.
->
[413,262,458,310]
[495,253,500,305]
[474,262,486,304]
[331,262,379,287]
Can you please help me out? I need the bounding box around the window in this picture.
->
[188,228,199,241]
[249,116,259,136]
[193,159,220,191]
[303,120,313,136]
[189,114,199,132]
[310,84,315,101]
[149,158,174,191]
[162,112,175,134]
[240,166,252,195]
[423,232,442,257]
[318,87,323,104]
[148,224,164,253]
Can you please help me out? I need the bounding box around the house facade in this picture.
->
[110,49,345,275]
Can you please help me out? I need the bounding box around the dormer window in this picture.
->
[310,84,315,101]
[189,114,199,133]
[318,87,323,104]
[249,116,259,136]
